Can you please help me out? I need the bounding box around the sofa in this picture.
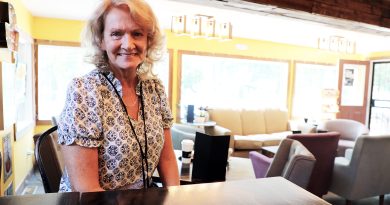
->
[207,108,293,158]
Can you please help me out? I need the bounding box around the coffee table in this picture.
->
[261,145,279,158]
[154,150,255,185]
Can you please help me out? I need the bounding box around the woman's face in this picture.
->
[101,5,148,72]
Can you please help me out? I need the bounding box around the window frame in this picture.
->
[176,50,290,120]
[34,40,81,125]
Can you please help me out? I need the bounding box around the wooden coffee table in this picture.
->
[261,145,279,158]
[154,150,255,185]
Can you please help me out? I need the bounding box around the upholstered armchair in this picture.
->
[250,138,316,189]
[317,119,369,156]
[249,132,339,196]
[170,123,232,150]
[329,134,390,205]
[288,132,340,197]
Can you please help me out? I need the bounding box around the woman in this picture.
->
[57,0,179,192]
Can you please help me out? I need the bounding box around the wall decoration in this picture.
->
[341,64,366,106]
[2,130,12,183]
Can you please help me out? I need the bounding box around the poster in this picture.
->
[341,64,366,106]
[2,132,13,183]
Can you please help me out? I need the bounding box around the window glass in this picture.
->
[37,45,170,121]
[37,44,94,121]
[180,54,289,119]
[292,63,338,121]
[152,51,170,96]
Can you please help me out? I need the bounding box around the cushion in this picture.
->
[234,135,265,149]
[241,109,266,135]
[261,131,291,146]
[208,109,242,135]
[264,108,289,134]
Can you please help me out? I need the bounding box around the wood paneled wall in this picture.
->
[244,0,390,28]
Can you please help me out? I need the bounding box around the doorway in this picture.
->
[369,61,390,132]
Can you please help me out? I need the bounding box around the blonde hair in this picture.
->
[83,0,164,78]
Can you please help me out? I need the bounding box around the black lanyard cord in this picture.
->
[101,73,150,189]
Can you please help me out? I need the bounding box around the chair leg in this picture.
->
[379,195,384,205]
[346,199,352,205]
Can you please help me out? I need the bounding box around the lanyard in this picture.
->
[101,72,150,189]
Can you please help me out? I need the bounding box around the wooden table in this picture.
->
[261,145,279,158]
[0,177,330,205]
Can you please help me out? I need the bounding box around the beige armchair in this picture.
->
[317,119,369,156]
[329,134,390,205]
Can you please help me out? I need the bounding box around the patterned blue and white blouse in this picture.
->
[57,69,173,192]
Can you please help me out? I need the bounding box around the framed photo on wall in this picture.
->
[2,129,13,183]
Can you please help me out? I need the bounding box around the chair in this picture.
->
[171,123,232,150]
[34,126,64,193]
[329,134,390,205]
[317,119,369,156]
[288,132,340,197]
[250,138,316,189]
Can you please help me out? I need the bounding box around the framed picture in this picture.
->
[2,129,13,183]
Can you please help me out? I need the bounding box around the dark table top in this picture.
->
[0,177,330,205]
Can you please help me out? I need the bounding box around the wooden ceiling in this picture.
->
[243,0,390,29]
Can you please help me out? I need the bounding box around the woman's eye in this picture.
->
[111,31,122,38]
[133,31,144,37]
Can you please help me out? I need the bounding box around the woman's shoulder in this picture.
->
[69,69,106,88]
[140,77,166,93]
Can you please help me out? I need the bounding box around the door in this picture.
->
[368,61,390,132]
[337,60,370,124]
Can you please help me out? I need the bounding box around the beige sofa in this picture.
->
[208,108,292,157]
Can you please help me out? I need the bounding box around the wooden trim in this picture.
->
[178,50,290,64]
[168,49,173,111]
[34,40,81,124]
[34,39,80,47]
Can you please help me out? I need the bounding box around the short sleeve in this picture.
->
[57,77,103,147]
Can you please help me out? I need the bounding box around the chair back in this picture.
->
[318,119,368,141]
[288,132,340,196]
[35,126,63,193]
[330,134,390,200]
[266,138,316,189]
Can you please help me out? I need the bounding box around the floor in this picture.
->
[18,169,390,205]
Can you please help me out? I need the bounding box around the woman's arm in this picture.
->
[61,145,105,192]
[157,128,180,186]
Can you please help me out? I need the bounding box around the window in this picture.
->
[37,44,171,122]
[180,53,289,118]
[37,43,94,122]
[292,63,338,121]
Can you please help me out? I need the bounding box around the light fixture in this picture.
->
[318,36,355,54]
[171,14,232,40]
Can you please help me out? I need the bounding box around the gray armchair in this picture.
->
[170,123,232,150]
[329,134,390,205]
[317,119,369,156]
[251,138,316,189]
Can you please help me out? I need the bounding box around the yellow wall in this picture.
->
[3,0,390,194]
[1,0,36,194]
[32,17,85,42]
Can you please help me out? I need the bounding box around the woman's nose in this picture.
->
[121,34,136,49]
